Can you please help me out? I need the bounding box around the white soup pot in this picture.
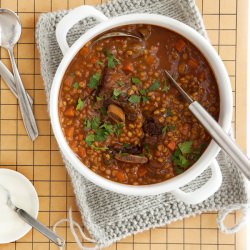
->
[50,6,232,204]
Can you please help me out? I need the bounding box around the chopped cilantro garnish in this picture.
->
[139,89,147,95]
[123,143,130,148]
[85,134,95,146]
[117,80,124,87]
[114,123,124,137]
[97,60,103,66]
[168,125,175,131]
[70,72,75,77]
[92,145,108,151]
[128,95,141,103]
[166,108,173,116]
[142,96,149,103]
[83,118,91,130]
[87,73,101,89]
[91,117,101,132]
[178,141,193,154]
[162,80,169,92]
[96,96,103,101]
[131,77,141,85]
[148,80,160,91]
[73,82,79,89]
[106,49,119,68]
[100,107,107,116]
[76,98,84,110]
[172,148,190,169]
[162,126,167,136]
[100,123,114,134]
[112,88,121,99]
[144,143,151,157]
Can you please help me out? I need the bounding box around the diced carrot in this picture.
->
[145,55,155,65]
[137,166,147,177]
[175,39,186,52]
[167,141,176,151]
[78,147,86,158]
[80,47,89,56]
[65,126,74,138]
[64,75,74,87]
[64,106,75,117]
[78,134,84,141]
[188,58,199,69]
[90,56,98,64]
[116,170,127,182]
[123,62,134,73]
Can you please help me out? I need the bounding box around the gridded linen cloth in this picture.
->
[36,0,249,248]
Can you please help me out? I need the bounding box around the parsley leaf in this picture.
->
[87,73,101,89]
[162,126,167,135]
[100,107,107,116]
[128,95,141,103]
[91,117,101,132]
[106,49,119,68]
[83,118,91,130]
[144,144,151,157]
[178,141,193,154]
[96,60,103,66]
[162,80,169,92]
[76,98,84,110]
[92,145,108,151]
[73,82,79,89]
[123,143,130,148]
[139,89,147,95]
[100,123,114,134]
[168,124,175,131]
[112,88,121,99]
[114,123,124,136]
[172,148,190,168]
[142,96,149,103]
[166,108,173,116]
[131,77,141,85]
[96,96,103,101]
[148,80,160,91]
[117,80,124,87]
[85,134,95,146]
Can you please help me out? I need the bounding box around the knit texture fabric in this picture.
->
[36,0,249,248]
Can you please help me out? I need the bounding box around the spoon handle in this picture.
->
[0,60,33,105]
[15,207,65,247]
[8,47,38,141]
[189,101,250,180]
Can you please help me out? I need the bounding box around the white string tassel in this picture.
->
[217,203,250,234]
[53,208,99,250]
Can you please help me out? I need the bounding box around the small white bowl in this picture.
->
[50,6,232,204]
[0,169,39,244]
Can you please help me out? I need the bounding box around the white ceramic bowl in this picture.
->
[50,6,232,204]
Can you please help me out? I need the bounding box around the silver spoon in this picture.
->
[91,31,141,47]
[0,8,38,141]
[0,60,33,105]
[165,70,250,180]
[0,184,65,247]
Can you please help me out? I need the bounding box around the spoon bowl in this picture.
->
[0,9,21,48]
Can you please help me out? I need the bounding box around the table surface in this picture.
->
[0,0,248,249]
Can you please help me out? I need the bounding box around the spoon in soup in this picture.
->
[164,70,250,180]
[0,8,38,141]
[91,31,142,47]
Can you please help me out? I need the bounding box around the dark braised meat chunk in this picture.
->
[143,118,163,136]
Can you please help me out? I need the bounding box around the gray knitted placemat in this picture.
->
[36,0,249,248]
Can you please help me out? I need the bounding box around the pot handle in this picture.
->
[170,159,222,204]
[56,5,108,55]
